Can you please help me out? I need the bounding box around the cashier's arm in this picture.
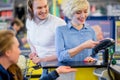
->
[68,40,99,57]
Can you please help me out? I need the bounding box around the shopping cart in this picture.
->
[17,55,42,80]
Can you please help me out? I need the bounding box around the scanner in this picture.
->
[90,38,115,65]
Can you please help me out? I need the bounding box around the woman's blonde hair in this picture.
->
[0,30,15,56]
[62,0,90,19]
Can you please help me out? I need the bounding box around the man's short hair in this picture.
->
[11,18,24,28]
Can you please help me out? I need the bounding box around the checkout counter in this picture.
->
[41,61,107,80]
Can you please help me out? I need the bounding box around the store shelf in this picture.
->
[0,0,14,23]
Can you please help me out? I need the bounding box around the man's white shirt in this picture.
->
[26,14,66,58]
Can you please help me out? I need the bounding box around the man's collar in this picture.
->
[32,14,50,25]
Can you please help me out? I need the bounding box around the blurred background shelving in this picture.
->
[0,0,120,25]
[0,0,15,30]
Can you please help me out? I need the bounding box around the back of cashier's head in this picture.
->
[0,30,15,57]
[62,0,90,19]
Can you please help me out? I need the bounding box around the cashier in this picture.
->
[55,0,99,62]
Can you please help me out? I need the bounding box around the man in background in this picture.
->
[8,18,27,49]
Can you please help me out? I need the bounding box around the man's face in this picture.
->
[33,0,49,20]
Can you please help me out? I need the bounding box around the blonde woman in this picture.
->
[55,0,99,62]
